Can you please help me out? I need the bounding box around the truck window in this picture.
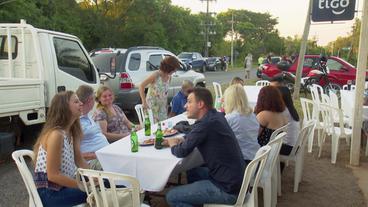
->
[0,36,17,59]
[147,54,162,71]
[53,37,96,83]
[128,53,141,71]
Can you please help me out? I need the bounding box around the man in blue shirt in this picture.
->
[169,80,194,117]
[165,87,245,206]
[76,85,109,170]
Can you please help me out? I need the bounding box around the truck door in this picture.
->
[52,37,99,93]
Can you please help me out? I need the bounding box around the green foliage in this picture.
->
[1,0,325,59]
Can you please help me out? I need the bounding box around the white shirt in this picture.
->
[225,111,260,161]
[282,109,300,146]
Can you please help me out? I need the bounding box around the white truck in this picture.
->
[0,20,100,139]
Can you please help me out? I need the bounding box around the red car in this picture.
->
[258,55,362,86]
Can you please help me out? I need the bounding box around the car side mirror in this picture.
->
[192,55,196,60]
[341,66,349,71]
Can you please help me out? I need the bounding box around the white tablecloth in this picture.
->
[96,113,203,192]
[243,85,262,108]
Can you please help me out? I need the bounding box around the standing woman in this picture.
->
[33,91,88,207]
[277,86,300,155]
[254,86,288,146]
[94,85,137,142]
[139,56,180,122]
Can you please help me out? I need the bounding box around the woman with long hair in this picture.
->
[224,84,260,166]
[94,85,137,142]
[254,86,288,146]
[277,86,300,155]
[139,56,180,122]
[33,91,88,206]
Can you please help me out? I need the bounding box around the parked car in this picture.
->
[205,57,224,71]
[90,46,206,111]
[178,52,207,73]
[258,55,366,86]
[257,56,281,77]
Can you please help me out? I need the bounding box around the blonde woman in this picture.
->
[139,56,180,122]
[223,84,260,165]
[94,85,138,142]
[33,91,88,206]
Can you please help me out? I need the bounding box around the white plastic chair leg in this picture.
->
[366,139,368,157]
[271,172,278,207]
[263,179,272,207]
[294,157,303,192]
[307,129,314,153]
[331,135,339,164]
[277,159,282,196]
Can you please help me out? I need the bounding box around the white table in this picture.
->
[96,113,203,192]
[340,90,368,121]
[243,85,262,108]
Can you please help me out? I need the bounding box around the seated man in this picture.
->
[165,87,245,206]
[76,85,109,170]
[169,80,194,117]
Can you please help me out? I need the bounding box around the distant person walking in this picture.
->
[244,53,252,79]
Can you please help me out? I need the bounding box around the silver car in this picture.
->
[91,46,206,111]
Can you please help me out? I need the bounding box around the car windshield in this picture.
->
[91,53,125,73]
[178,53,192,59]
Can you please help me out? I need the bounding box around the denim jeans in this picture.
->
[38,187,87,207]
[166,167,237,207]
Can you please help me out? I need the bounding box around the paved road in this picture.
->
[0,67,259,206]
[204,67,257,86]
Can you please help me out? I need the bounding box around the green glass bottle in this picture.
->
[130,125,138,152]
[144,111,151,136]
[155,122,163,149]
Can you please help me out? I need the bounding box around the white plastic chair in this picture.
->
[309,84,326,152]
[342,84,356,90]
[135,104,154,127]
[77,168,149,207]
[318,104,352,164]
[329,91,350,127]
[204,146,271,207]
[259,132,285,207]
[12,150,87,207]
[255,80,270,87]
[12,150,43,207]
[269,123,289,197]
[300,98,320,154]
[280,121,316,192]
[213,82,223,98]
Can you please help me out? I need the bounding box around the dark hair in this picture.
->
[277,86,300,121]
[254,86,285,114]
[160,56,180,74]
[191,87,213,109]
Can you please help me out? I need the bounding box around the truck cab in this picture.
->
[0,20,100,127]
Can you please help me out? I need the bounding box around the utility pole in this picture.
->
[200,0,216,57]
[230,13,234,67]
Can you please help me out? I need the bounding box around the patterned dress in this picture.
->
[146,72,170,122]
[34,130,77,191]
[94,104,130,139]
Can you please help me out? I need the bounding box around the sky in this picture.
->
[171,0,362,46]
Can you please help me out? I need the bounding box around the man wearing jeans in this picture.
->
[165,87,245,206]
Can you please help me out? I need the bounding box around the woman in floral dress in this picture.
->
[139,56,180,122]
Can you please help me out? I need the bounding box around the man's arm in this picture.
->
[170,122,207,158]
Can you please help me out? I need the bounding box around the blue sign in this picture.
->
[312,0,356,22]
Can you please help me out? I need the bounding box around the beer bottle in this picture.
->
[155,122,163,149]
[144,110,151,136]
[131,125,138,152]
